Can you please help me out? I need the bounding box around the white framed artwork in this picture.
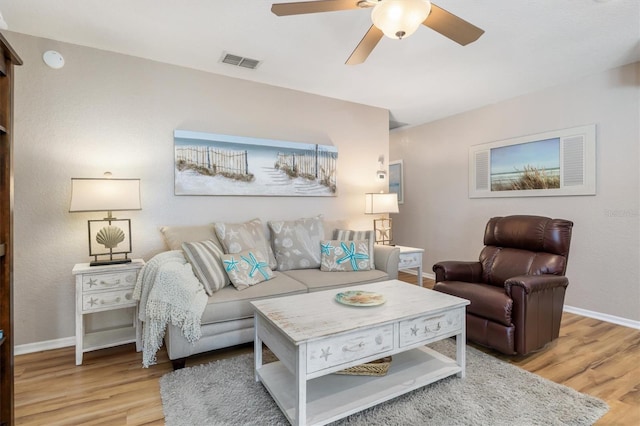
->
[469,124,596,198]
[174,130,337,196]
[389,160,404,204]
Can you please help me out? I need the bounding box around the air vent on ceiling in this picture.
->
[220,52,261,70]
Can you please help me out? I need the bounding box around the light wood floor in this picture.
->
[14,273,640,425]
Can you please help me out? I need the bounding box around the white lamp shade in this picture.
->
[371,0,431,39]
[69,178,141,213]
[365,192,399,214]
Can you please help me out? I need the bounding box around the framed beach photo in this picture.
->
[469,125,596,198]
[389,160,404,204]
[174,130,338,196]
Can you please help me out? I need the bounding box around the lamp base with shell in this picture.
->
[87,215,133,267]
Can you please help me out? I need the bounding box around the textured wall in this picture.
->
[391,62,640,322]
[7,32,389,346]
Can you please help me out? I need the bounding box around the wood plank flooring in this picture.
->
[14,273,640,425]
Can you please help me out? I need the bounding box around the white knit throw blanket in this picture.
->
[134,250,208,368]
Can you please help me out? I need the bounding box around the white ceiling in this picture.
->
[0,0,638,127]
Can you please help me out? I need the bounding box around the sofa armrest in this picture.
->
[374,245,400,279]
[504,274,569,296]
[432,261,483,283]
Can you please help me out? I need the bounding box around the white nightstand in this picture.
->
[396,245,425,287]
[72,259,145,365]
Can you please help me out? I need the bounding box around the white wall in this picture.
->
[391,62,640,323]
[7,32,389,346]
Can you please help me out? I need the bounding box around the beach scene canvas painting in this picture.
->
[490,138,560,191]
[174,130,337,196]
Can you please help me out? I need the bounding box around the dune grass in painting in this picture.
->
[490,138,560,192]
[491,165,560,191]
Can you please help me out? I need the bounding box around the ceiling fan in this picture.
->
[271,0,484,65]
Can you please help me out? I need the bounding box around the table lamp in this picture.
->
[364,192,399,244]
[69,173,141,266]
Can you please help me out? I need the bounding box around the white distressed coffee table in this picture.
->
[251,279,470,426]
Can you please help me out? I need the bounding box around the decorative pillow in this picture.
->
[320,240,372,272]
[181,240,229,295]
[214,219,277,270]
[333,229,376,270]
[161,224,223,251]
[221,249,275,290]
[268,216,325,271]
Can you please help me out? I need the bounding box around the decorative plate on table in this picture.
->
[335,290,386,307]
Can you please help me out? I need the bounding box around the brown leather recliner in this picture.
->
[432,215,573,355]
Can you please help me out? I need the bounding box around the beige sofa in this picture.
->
[158,221,400,369]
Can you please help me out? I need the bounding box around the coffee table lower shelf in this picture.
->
[257,346,461,426]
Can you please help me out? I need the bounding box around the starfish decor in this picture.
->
[320,241,334,256]
[337,241,369,271]
[224,257,240,272]
[241,252,270,280]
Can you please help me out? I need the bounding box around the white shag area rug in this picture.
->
[160,339,608,425]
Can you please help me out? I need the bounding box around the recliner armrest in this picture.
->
[432,261,482,283]
[374,245,400,279]
[504,274,569,296]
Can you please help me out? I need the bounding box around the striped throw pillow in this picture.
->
[332,229,376,270]
[182,240,229,295]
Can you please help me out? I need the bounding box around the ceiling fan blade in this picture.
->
[423,4,484,46]
[272,0,361,16]
[346,25,383,65]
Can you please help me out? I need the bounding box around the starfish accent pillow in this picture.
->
[320,240,372,272]
[221,248,275,290]
[332,229,376,270]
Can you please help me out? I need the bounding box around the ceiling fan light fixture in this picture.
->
[371,0,431,40]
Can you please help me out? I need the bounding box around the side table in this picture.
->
[72,259,145,365]
[396,245,425,286]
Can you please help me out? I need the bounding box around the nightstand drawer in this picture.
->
[399,252,422,269]
[82,271,137,293]
[306,324,394,373]
[82,288,135,312]
[399,310,463,347]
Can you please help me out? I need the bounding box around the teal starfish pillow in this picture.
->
[221,248,275,290]
[320,240,371,272]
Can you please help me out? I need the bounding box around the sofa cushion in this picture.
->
[282,268,389,292]
[181,240,229,295]
[268,216,324,271]
[199,271,308,324]
[214,218,277,269]
[333,229,376,270]
[320,240,371,272]
[161,224,223,251]
[221,249,275,291]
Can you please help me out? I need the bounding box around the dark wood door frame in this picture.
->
[0,33,22,426]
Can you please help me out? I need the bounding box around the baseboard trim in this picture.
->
[563,305,640,330]
[15,336,74,356]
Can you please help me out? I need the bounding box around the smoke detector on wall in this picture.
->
[43,50,65,69]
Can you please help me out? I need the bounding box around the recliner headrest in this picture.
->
[484,215,573,257]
